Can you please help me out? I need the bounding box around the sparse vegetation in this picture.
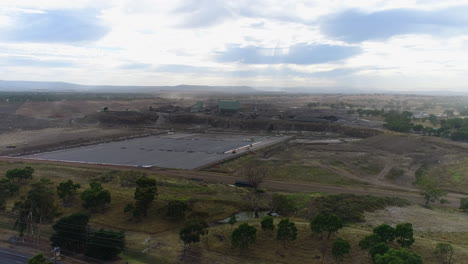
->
[434,243,454,264]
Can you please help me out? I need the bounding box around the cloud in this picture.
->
[119,63,152,70]
[174,0,232,28]
[0,9,109,43]
[154,64,213,73]
[216,43,361,65]
[0,56,76,68]
[321,7,468,42]
[151,63,360,79]
[228,67,360,78]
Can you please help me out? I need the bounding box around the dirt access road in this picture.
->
[1,156,464,208]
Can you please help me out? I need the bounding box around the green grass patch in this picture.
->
[269,164,365,186]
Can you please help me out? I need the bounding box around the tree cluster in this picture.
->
[359,223,417,263]
[50,213,126,260]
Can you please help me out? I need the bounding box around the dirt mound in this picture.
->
[0,113,51,132]
[80,111,159,125]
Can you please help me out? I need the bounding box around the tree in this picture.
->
[179,220,208,249]
[50,213,89,253]
[6,166,34,185]
[133,176,157,218]
[228,215,237,229]
[27,254,52,264]
[383,111,414,132]
[369,242,390,262]
[239,162,269,190]
[165,200,188,220]
[429,114,438,125]
[395,223,415,248]
[85,229,125,260]
[0,178,19,210]
[434,243,454,264]
[271,193,296,215]
[56,180,81,206]
[373,224,395,244]
[14,178,57,236]
[260,215,275,231]
[276,218,297,248]
[374,248,423,264]
[81,182,111,212]
[310,213,343,239]
[332,238,351,261]
[460,197,468,211]
[420,180,447,208]
[359,234,382,250]
[413,124,424,132]
[231,223,257,250]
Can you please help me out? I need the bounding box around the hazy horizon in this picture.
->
[1,1,468,92]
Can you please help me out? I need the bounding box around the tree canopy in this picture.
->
[6,166,34,185]
[373,224,395,244]
[310,213,343,239]
[260,215,275,231]
[0,178,19,210]
[50,213,89,253]
[14,178,57,236]
[231,223,257,250]
[81,182,111,212]
[85,229,126,260]
[133,176,157,218]
[56,180,81,206]
[395,223,415,248]
[276,218,297,248]
[332,238,351,260]
[165,200,188,220]
[374,248,423,264]
[179,220,208,248]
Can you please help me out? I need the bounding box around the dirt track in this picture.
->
[0,156,464,208]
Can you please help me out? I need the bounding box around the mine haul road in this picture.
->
[0,156,464,208]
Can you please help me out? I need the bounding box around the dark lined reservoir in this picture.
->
[23,133,288,169]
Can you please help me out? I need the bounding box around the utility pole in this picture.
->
[142,236,151,255]
[51,247,60,264]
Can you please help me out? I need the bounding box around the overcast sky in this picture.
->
[1,0,468,91]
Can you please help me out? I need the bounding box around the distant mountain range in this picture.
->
[0,80,257,93]
[0,80,467,96]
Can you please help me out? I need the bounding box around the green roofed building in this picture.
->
[219,99,240,113]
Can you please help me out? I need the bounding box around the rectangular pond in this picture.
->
[23,133,288,169]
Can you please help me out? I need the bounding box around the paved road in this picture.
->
[0,248,30,264]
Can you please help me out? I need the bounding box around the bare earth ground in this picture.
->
[210,133,468,194]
